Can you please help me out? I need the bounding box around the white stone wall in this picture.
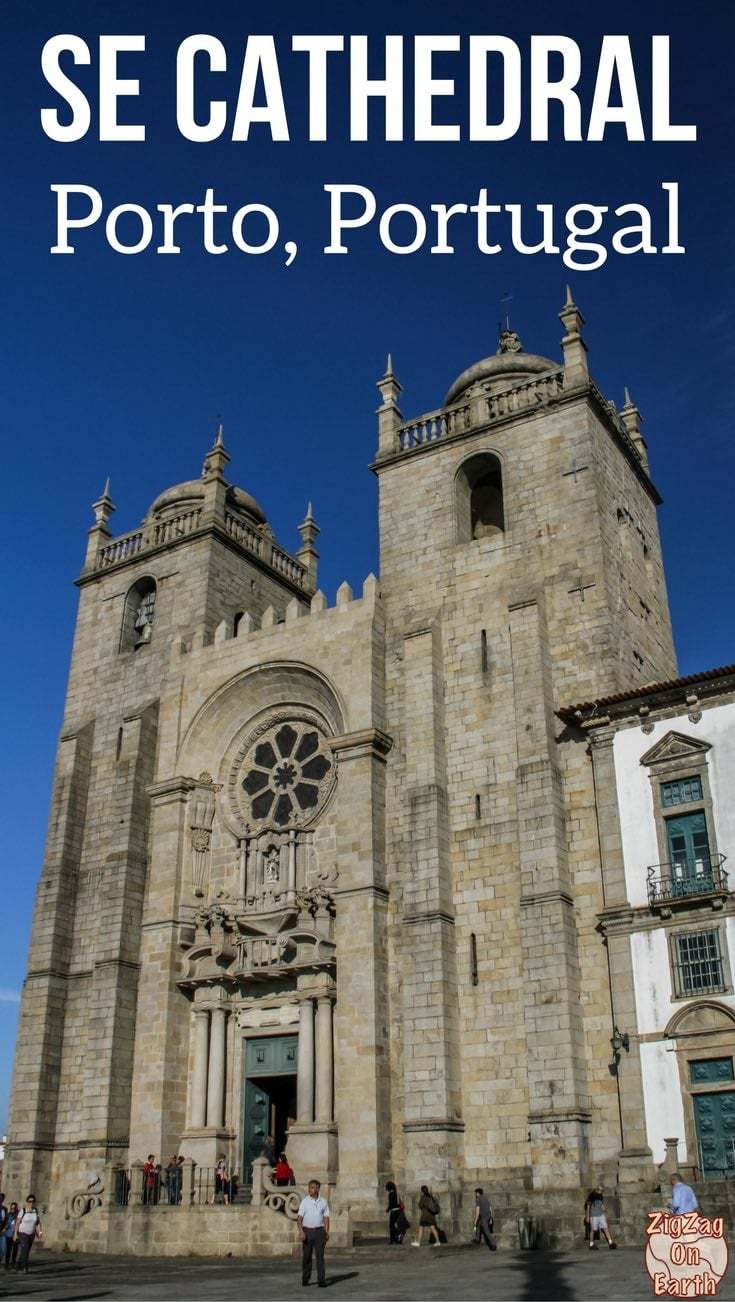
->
[639,1040,688,1164]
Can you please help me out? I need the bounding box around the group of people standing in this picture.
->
[385,1183,496,1251]
[142,1154,186,1205]
[0,1193,43,1274]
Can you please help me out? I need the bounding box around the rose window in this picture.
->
[240,722,333,827]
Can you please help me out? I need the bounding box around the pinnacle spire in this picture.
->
[215,421,224,447]
[623,386,634,408]
[565,283,574,306]
[385,353,394,377]
[91,475,116,528]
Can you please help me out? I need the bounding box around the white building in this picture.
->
[565,664,735,1180]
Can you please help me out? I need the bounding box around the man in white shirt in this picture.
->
[297,1180,330,1287]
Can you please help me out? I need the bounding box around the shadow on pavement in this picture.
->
[47,1294,114,1301]
[324,1272,360,1286]
[509,1252,576,1301]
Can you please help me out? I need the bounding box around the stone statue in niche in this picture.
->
[263,846,280,883]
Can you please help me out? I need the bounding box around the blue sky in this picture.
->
[1,0,734,1131]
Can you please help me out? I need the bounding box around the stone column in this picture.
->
[206,1008,226,1129]
[4,720,94,1199]
[315,998,334,1123]
[510,596,590,1188]
[180,1157,195,1206]
[287,830,297,903]
[191,1010,209,1128]
[399,626,464,1194]
[128,775,198,1161]
[297,999,315,1123]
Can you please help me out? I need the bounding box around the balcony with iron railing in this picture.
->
[646,854,729,909]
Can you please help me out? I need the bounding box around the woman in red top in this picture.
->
[273,1153,294,1186]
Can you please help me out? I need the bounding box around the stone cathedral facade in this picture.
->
[7,291,695,1245]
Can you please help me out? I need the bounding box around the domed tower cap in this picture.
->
[444,328,557,406]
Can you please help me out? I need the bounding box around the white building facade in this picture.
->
[566,666,735,1181]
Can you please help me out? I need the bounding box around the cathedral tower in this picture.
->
[374,291,675,1193]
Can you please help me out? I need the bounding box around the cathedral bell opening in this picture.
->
[455,452,505,542]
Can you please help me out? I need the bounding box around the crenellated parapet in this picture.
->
[173,572,381,664]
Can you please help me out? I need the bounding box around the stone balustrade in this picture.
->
[396,369,567,455]
[97,529,144,567]
[96,508,202,569]
[484,369,565,420]
[398,400,471,451]
[94,506,308,590]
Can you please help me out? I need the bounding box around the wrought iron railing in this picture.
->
[647,854,728,908]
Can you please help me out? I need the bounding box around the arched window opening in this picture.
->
[120,577,157,652]
[480,629,488,674]
[475,793,482,820]
[233,611,245,636]
[456,453,505,543]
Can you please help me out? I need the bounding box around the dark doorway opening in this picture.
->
[243,1074,297,1182]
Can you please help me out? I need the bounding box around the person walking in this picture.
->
[473,1187,497,1251]
[385,1181,403,1243]
[14,1195,43,1273]
[2,1202,19,1269]
[297,1179,330,1287]
[412,1186,442,1246]
[584,1185,617,1249]
[670,1173,699,1213]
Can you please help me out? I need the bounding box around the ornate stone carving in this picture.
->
[180,917,335,988]
[497,327,523,354]
[66,1176,103,1220]
[190,775,222,897]
[297,885,335,918]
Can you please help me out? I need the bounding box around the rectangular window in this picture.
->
[674,930,725,997]
[661,776,703,807]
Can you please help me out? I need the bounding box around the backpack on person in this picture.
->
[427,1194,440,1216]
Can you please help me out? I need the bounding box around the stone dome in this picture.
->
[148,479,267,524]
[445,329,557,406]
